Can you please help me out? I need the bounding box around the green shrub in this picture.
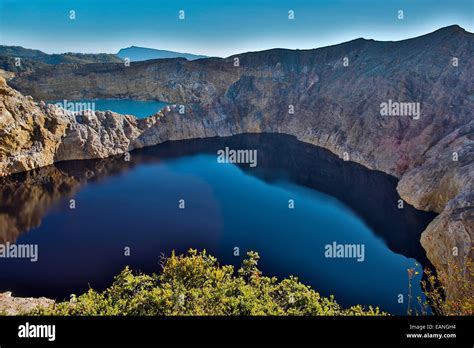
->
[30,250,386,316]
[408,258,474,316]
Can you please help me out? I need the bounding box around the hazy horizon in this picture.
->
[0,0,472,57]
[1,24,471,59]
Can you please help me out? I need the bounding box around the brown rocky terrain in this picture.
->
[0,291,53,315]
[0,75,69,175]
[0,25,472,302]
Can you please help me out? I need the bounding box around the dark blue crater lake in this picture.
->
[48,99,167,118]
[0,134,436,315]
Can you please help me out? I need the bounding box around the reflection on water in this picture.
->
[0,134,436,314]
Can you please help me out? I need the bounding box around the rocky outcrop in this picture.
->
[419,192,473,300]
[54,109,157,162]
[0,25,473,300]
[0,291,53,315]
[397,121,473,213]
[0,76,69,175]
[0,74,170,173]
[397,121,473,300]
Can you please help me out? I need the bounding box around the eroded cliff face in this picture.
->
[0,76,68,175]
[0,74,178,171]
[0,25,473,300]
[8,57,241,104]
[420,191,473,300]
[397,121,473,300]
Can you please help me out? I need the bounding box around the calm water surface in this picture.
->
[48,99,167,118]
[0,134,436,314]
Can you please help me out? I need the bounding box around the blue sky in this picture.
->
[0,0,472,57]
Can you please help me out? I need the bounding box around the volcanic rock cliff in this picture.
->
[0,25,473,301]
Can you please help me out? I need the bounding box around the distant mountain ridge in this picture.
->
[0,45,123,64]
[117,46,208,61]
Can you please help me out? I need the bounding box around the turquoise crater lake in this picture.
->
[0,133,436,315]
[48,99,168,118]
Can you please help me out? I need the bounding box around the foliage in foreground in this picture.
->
[30,250,386,316]
[408,259,474,316]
